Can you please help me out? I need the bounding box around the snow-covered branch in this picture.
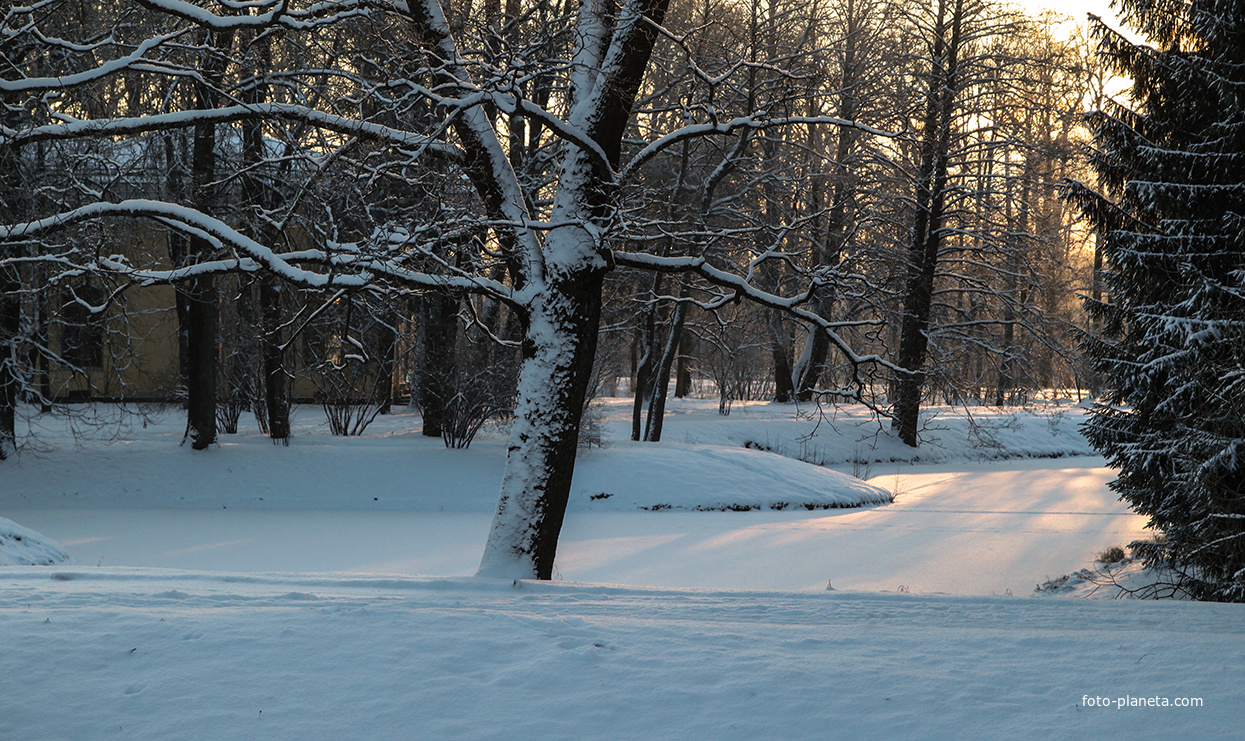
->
[0,33,188,92]
[392,0,547,288]
[1,200,516,300]
[1,104,465,164]
[134,0,373,30]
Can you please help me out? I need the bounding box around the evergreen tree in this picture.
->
[1070,0,1245,599]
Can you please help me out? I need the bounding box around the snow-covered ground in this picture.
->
[2,399,1137,592]
[3,400,895,513]
[2,399,1239,738]
[2,457,1144,593]
[596,396,1096,465]
[0,516,68,566]
[3,571,1242,739]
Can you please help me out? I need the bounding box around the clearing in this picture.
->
[1,399,1237,739]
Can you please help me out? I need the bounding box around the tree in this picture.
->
[888,0,1026,446]
[915,16,1094,409]
[793,0,897,402]
[1070,0,1245,599]
[1,0,890,578]
[0,24,31,457]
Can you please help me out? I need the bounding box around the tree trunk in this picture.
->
[183,268,217,449]
[769,310,795,402]
[643,278,688,442]
[631,273,661,440]
[995,156,1030,407]
[674,330,693,397]
[795,166,853,401]
[260,277,290,442]
[182,29,233,449]
[477,268,605,579]
[238,31,290,442]
[30,142,50,412]
[163,134,192,402]
[795,0,862,402]
[183,132,217,448]
[416,292,458,437]
[375,310,398,415]
[30,261,50,412]
[892,0,963,447]
[995,317,1015,406]
[0,43,21,456]
[891,213,943,447]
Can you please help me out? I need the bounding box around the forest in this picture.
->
[2,0,1242,594]
[3,0,1245,734]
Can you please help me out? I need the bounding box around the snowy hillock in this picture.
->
[573,442,891,511]
[0,517,69,566]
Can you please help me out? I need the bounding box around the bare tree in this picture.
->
[2,0,895,578]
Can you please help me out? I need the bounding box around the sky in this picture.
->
[1023,0,1141,43]
[1025,0,1118,23]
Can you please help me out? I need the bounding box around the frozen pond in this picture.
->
[7,457,1146,595]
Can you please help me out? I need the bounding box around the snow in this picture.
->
[2,572,1241,739]
[573,441,892,510]
[1,399,1237,738]
[1,401,1127,593]
[2,417,887,512]
[1,455,1143,593]
[605,396,1095,465]
[0,517,68,566]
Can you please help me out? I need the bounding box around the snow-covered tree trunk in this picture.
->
[474,0,674,574]
[478,243,606,579]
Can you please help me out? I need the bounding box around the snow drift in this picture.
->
[0,516,69,566]
[572,442,892,511]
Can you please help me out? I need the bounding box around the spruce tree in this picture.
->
[1069,0,1245,599]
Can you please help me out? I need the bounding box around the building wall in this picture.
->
[43,221,403,404]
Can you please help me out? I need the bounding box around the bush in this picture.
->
[1096,545,1126,565]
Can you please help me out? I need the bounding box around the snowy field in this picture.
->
[3,398,1241,738]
